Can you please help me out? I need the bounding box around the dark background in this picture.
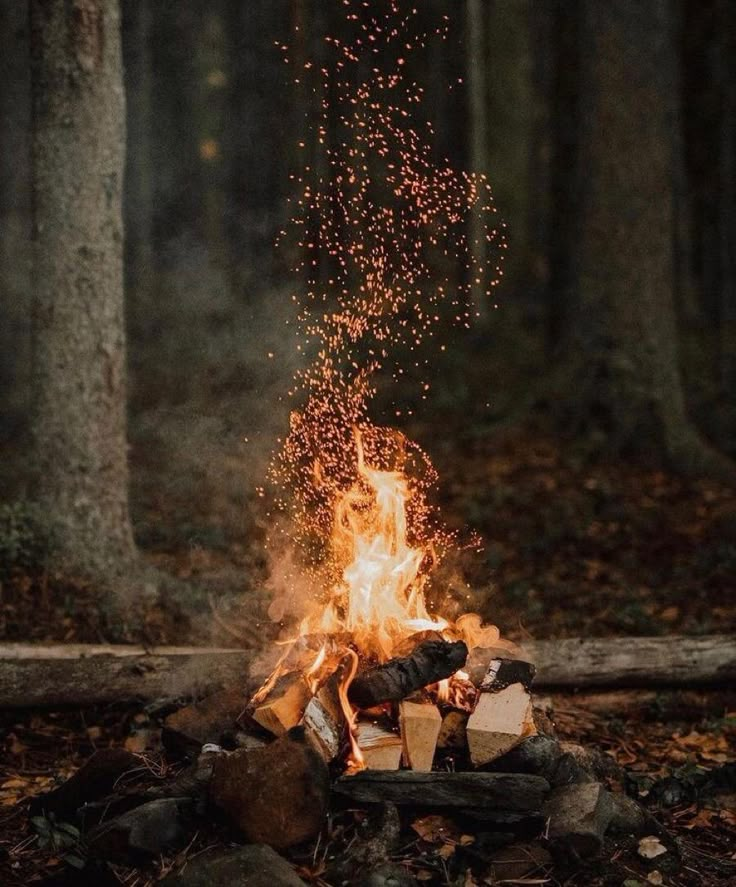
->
[1,0,735,645]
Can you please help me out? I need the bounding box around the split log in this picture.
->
[356,720,403,770]
[466,683,534,766]
[348,639,468,709]
[250,672,310,737]
[333,771,550,811]
[1,634,735,708]
[399,701,441,771]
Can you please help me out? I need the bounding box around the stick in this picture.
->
[332,771,549,811]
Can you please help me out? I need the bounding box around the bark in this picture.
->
[122,0,154,323]
[523,634,736,689]
[30,0,136,573]
[0,644,251,707]
[563,0,735,480]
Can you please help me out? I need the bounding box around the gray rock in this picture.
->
[160,844,306,887]
[88,797,192,862]
[543,782,614,858]
[358,864,416,887]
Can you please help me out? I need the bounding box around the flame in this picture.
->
[312,428,447,661]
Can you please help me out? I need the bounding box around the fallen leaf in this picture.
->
[638,836,668,859]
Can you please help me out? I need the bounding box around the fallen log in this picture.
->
[348,639,468,709]
[0,644,251,708]
[332,771,549,811]
[522,635,736,689]
[1,634,734,708]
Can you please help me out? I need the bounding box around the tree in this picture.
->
[29,0,137,574]
[559,0,734,479]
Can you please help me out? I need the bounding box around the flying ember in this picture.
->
[258,0,510,767]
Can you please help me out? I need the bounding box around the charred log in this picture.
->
[348,639,468,709]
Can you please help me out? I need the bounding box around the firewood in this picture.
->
[399,701,441,771]
[302,696,341,763]
[466,682,535,766]
[332,771,550,811]
[437,710,469,750]
[356,720,403,770]
[251,671,311,737]
[348,639,469,709]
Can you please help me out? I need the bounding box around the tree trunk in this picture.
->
[0,0,32,443]
[465,0,489,319]
[29,0,136,574]
[564,0,735,480]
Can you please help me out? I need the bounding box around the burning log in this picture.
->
[356,720,403,770]
[399,701,441,771]
[302,696,342,763]
[348,639,468,709]
[333,771,550,811]
[250,671,311,737]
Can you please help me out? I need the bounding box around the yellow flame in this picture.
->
[316,429,447,660]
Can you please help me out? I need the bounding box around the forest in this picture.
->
[0,1,735,885]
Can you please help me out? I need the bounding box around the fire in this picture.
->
[320,429,447,661]
[249,4,512,772]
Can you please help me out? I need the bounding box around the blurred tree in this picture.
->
[0,0,31,445]
[29,0,136,573]
[562,0,734,479]
[466,0,489,318]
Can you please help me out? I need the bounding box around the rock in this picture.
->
[87,797,192,863]
[487,841,553,883]
[487,734,563,779]
[348,803,401,867]
[29,749,139,820]
[159,844,307,886]
[543,782,614,858]
[210,726,329,850]
[357,865,416,887]
[163,686,248,758]
[608,794,649,835]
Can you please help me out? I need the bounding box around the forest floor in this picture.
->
[1,421,735,883]
[2,422,735,645]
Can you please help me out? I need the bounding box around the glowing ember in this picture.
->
[256,2,509,769]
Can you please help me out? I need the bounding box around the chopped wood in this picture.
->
[399,701,441,771]
[436,709,468,750]
[251,671,311,737]
[2,634,734,708]
[356,720,403,770]
[348,639,469,709]
[466,683,535,766]
[302,696,341,763]
[332,771,550,811]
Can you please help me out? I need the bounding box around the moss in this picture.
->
[0,501,56,576]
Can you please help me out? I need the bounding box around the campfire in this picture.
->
[242,426,535,779]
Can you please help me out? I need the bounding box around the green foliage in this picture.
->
[0,501,55,576]
[31,813,86,868]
